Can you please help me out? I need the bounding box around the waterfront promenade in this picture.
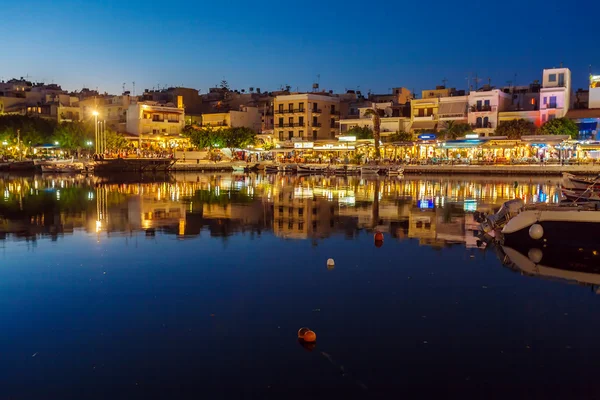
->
[169,160,600,176]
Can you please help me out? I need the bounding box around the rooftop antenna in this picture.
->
[442,77,448,87]
[466,73,471,93]
[122,82,126,94]
[560,61,563,68]
[474,73,482,90]
[488,77,492,86]
[132,81,135,96]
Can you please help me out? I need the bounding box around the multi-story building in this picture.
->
[126,100,185,136]
[339,102,410,137]
[273,93,340,142]
[498,82,542,127]
[437,95,469,128]
[467,87,511,135]
[201,106,262,131]
[410,98,439,132]
[539,67,571,123]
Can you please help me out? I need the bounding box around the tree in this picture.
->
[538,117,579,139]
[181,124,224,152]
[494,119,536,139]
[345,125,373,139]
[221,127,257,154]
[388,130,413,142]
[440,121,471,140]
[363,109,381,158]
[53,121,93,156]
[105,129,129,153]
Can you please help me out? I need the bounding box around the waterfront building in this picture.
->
[273,93,340,142]
[126,100,185,138]
[200,106,262,132]
[410,97,439,133]
[437,95,469,129]
[467,87,511,136]
[539,67,571,123]
[339,102,411,136]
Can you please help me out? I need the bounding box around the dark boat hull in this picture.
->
[503,220,600,250]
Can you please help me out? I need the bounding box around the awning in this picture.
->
[441,140,484,149]
[578,144,600,151]
[411,121,437,130]
[438,101,468,118]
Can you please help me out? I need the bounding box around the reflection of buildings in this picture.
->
[0,174,562,246]
[273,185,338,239]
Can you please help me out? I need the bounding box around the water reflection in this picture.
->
[0,173,561,247]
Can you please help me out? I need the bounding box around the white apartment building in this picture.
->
[539,67,571,124]
[468,88,512,135]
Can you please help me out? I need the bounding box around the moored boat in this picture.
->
[41,162,85,173]
[277,163,297,173]
[360,165,380,175]
[562,172,600,190]
[500,202,600,249]
[297,164,328,173]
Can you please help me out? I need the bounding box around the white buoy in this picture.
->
[528,248,543,263]
[529,224,544,240]
[327,258,335,267]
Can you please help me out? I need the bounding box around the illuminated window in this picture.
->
[298,222,304,231]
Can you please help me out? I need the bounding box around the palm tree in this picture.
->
[363,109,381,159]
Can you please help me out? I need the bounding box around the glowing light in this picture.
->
[92,111,99,116]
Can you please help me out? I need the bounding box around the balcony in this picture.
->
[413,114,436,121]
[311,122,322,127]
[310,108,322,114]
[471,122,493,129]
[277,123,305,128]
[470,105,497,112]
[546,103,558,109]
[330,110,340,116]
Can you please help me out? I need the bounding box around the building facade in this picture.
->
[539,67,571,123]
[467,88,511,135]
[273,94,340,142]
[410,98,439,132]
[201,106,262,131]
[126,101,185,136]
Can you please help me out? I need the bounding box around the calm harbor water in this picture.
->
[0,172,598,399]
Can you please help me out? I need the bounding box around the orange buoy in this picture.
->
[303,330,317,343]
[374,239,383,248]
[374,231,384,241]
[298,327,310,339]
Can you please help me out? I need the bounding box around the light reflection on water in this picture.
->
[0,172,561,244]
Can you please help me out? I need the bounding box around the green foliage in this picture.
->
[0,115,56,146]
[345,125,373,139]
[538,117,579,139]
[105,129,129,152]
[494,119,536,139]
[221,127,256,152]
[181,124,224,150]
[53,121,93,151]
[388,130,413,142]
[441,121,472,140]
[182,125,256,152]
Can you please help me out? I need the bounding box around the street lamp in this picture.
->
[93,111,99,154]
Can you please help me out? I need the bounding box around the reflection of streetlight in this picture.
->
[54,141,59,145]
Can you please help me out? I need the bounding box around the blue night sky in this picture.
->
[2,0,598,96]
